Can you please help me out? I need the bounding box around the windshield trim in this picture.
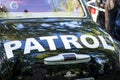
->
[80,0,87,18]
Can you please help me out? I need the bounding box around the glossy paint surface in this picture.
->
[0,0,120,80]
[0,18,120,80]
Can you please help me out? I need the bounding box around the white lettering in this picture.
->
[4,41,22,58]
[60,35,83,49]
[24,38,45,54]
[40,36,58,50]
[3,35,115,59]
[80,35,99,48]
[98,36,115,50]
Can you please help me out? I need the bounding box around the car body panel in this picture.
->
[0,19,120,80]
[0,0,120,80]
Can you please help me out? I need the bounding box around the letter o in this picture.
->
[80,35,99,48]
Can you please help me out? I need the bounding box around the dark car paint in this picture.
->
[0,18,120,80]
[0,0,120,80]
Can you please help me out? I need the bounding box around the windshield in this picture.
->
[0,0,86,18]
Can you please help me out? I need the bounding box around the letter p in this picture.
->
[4,41,22,59]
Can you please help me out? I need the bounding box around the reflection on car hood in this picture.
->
[0,19,119,80]
[0,19,115,59]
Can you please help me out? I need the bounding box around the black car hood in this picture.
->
[1,19,119,80]
[0,19,115,59]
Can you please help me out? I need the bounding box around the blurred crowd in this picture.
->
[97,0,106,28]
[86,0,106,28]
[87,0,120,41]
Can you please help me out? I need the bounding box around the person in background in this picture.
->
[105,0,118,37]
[97,0,106,28]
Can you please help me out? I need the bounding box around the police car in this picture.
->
[0,0,120,80]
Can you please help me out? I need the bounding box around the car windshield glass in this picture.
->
[0,0,86,18]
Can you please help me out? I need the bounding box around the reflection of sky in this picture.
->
[0,0,85,17]
[1,0,53,12]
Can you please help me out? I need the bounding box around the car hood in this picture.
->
[0,19,118,80]
[0,19,115,59]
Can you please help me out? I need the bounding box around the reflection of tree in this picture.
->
[0,5,8,17]
[0,5,8,12]
[0,21,54,41]
[0,19,117,80]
